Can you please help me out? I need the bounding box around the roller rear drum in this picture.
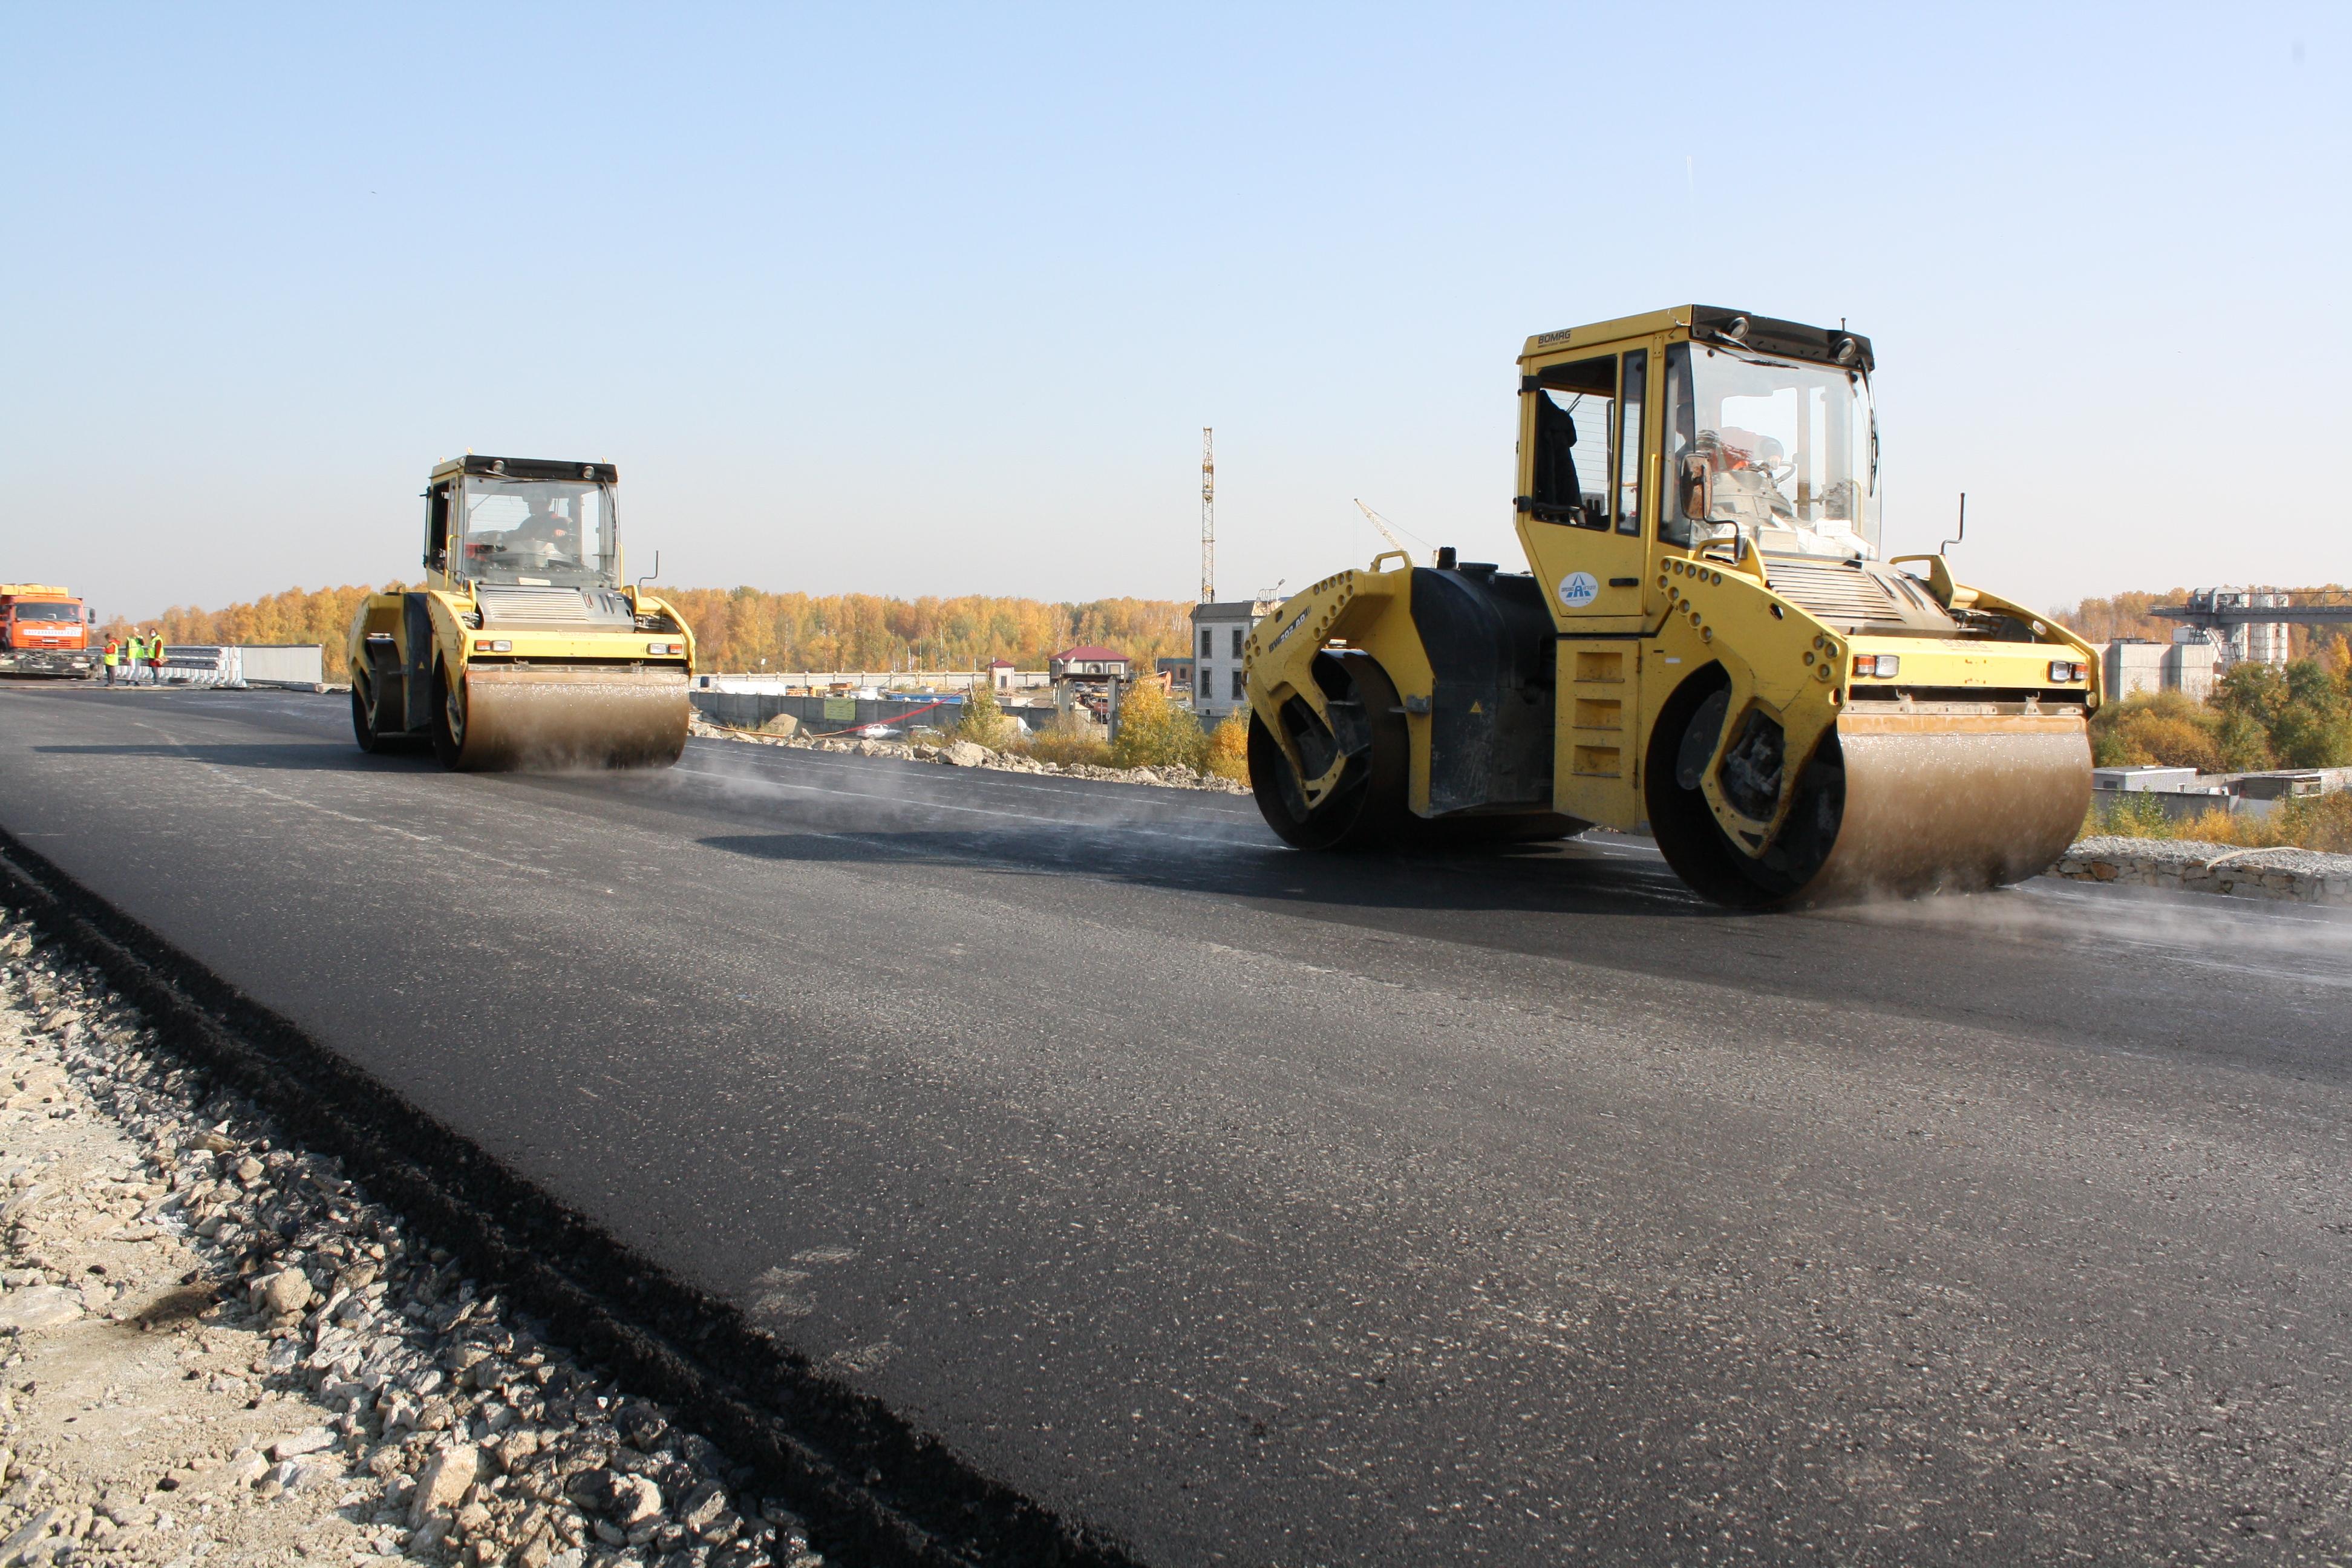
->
[1249,653,1408,850]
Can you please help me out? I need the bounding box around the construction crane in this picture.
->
[1353,500,1430,564]
[1200,428,1215,603]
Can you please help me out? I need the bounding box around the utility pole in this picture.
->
[1200,426,1215,604]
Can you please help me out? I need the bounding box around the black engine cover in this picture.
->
[1410,566,1557,813]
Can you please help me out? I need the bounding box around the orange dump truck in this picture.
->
[0,584,98,677]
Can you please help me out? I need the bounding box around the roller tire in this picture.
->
[430,663,469,771]
[351,682,385,754]
[1644,669,1817,909]
[351,676,426,756]
[1249,653,1408,851]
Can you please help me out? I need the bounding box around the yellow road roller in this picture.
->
[1246,306,2099,906]
[347,456,695,770]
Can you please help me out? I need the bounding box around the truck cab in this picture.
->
[0,585,97,676]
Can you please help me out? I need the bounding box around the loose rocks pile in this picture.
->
[687,718,1249,795]
[0,912,824,1568]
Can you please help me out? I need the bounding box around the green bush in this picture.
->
[2092,659,2352,772]
[2081,786,2352,853]
[2085,791,2174,838]
[956,684,1016,750]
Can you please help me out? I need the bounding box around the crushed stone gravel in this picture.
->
[0,910,825,1568]
[2066,835,2352,880]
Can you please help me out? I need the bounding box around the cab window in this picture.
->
[1615,350,1647,536]
[425,483,452,571]
[1526,356,1616,530]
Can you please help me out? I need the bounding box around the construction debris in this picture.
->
[0,913,823,1568]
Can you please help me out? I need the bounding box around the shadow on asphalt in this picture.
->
[33,742,437,773]
[694,829,1719,920]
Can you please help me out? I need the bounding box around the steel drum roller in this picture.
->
[1800,711,2091,902]
[454,666,689,771]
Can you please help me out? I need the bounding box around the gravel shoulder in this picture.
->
[2055,835,2352,905]
[0,915,824,1568]
[2066,834,2352,880]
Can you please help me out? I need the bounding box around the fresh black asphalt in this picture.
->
[3,683,2350,1565]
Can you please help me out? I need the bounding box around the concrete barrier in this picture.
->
[146,645,326,690]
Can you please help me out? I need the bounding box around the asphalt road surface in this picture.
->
[4,683,2350,1566]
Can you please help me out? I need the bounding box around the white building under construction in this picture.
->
[1190,599,1277,725]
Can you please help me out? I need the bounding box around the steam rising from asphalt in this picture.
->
[652,743,2352,967]
[656,736,1275,857]
[1834,871,2352,974]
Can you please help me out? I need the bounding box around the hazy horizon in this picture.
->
[5,4,2345,622]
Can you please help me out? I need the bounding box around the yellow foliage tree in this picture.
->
[648,588,1195,675]
[2108,713,2225,773]
[1203,711,1250,782]
[1109,677,1207,771]
[104,583,409,682]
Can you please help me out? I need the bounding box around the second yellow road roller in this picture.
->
[347,456,695,770]
[1245,305,2099,906]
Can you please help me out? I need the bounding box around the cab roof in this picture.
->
[1521,305,1873,374]
[429,456,619,483]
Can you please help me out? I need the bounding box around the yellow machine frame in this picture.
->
[1246,306,2100,903]
[346,457,697,769]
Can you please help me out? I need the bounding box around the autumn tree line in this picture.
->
[110,586,1198,685]
[648,588,1193,678]
[109,583,2352,773]
[2055,586,2349,662]
[2060,587,2352,773]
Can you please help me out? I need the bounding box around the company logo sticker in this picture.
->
[1558,570,1601,609]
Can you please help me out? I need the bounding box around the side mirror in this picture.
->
[1679,454,1712,520]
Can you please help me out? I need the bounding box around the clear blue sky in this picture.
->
[3,3,2344,621]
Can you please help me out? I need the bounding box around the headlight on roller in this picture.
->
[1852,653,1900,678]
[2049,659,2084,682]
[472,639,512,652]
[648,641,684,656]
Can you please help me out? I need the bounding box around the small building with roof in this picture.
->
[1049,645,1131,682]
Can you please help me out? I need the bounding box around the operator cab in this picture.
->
[1661,312,1879,564]
[423,457,621,592]
[1515,308,1926,636]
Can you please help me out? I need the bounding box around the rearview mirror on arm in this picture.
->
[1679,454,1712,523]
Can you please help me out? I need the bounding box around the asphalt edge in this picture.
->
[0,822,1148,1568]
